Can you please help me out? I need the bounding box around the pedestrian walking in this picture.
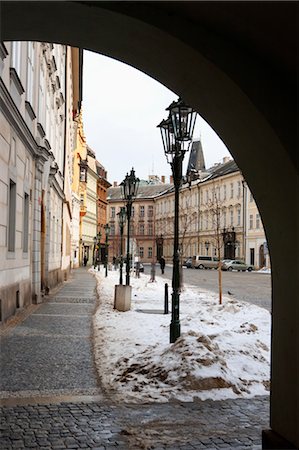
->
[160,256,165,274]
[83,255,88,266]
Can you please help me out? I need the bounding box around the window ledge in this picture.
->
[37,122,46,138]
[25,101,36,120]
[10,68,25,95]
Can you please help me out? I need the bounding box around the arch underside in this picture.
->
[1,2,298,447]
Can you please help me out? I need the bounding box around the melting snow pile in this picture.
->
[93,269,270,403]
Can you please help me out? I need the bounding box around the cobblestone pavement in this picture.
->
[0,267,270,449]
[0,396,269,449]
[0,267,101,398]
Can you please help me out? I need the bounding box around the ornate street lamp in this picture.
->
[120,168,140,286]
[158,97,197,343]
[104,224,110,277]
[93,235,97,268]
[205,240,210,255]
[94,231,101,270]
[117,207,126,285]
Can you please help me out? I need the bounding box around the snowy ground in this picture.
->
[92,268,270,403]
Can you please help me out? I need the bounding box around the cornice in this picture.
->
[0,42,8,60]
[10,68,25,95]
[64,199,72,219]
[51,174,65,200]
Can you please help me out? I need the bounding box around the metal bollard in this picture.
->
[164,283,169,314]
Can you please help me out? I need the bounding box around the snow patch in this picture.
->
[92,269,270,403]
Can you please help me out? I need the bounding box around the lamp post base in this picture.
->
[170,320,181,343]
[114,284,132,311]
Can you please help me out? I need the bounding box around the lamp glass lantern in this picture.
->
[118,207,126,228]
[121,168,140,201]
[167,97,197,143]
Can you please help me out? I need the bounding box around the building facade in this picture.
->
[107,180,172,264]
[96,161,111,262]
[155,158,269,269]
[0,41,78,322]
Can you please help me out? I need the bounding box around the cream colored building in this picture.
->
[244,183,270,269]
[155,158,269,269]
[81,147,98,265]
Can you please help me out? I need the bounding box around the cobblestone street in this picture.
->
[0,268,270,449]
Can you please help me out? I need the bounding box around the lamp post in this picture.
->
[104,224,110,277]
[205,240,210,256]
[120,168,140,286]
[117,207,126,285]
[158,97,197,343]
[94,231,101,270]
[93,236,97,267]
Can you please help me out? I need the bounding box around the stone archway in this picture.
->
[1,2,298,448]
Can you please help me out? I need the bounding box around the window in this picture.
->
[111,207,115,218]
[26,42,34,104]
[237,181,241,198]
[139,223,145,235]
[38,65,45,124]
[110,224,115,235]
[131,206,134,217]
[139,247,144,258]
[8,180,16,252]
[223,184,227,200]
[205,190,209,203]
[148,222,153,235]
[148,205,153,217]
[148,247,153,258]
[256,213,260,229]
[23,193,29,252]
[249,192,253,202]
[249,214,253,229]
[237,207,241,226]
[79,165,87,182]
[230,209,234,226]
[129,223,134,235]
[223,209,227,227]
[140,205,145,217]
[230,182,234,199]
[11,42,21,75]
[205,212,209,229]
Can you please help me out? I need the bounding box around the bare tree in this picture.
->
[205,183,225,305]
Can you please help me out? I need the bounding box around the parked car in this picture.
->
[192,255,219,269]
[183,257,193,268]
[221,259,253,272]
[133,262,144,272]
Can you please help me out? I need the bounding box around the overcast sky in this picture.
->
[82,50,231,184]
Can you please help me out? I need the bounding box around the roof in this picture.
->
[206,160,239,180]
[108,183,173,201]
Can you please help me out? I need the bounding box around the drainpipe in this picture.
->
[242,179,247,263]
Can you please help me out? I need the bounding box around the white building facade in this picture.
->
[0,41,76,322]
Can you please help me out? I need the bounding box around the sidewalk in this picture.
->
[0,267,269,449]
[0,267,102,399]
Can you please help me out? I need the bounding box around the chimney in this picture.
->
[170,175,174,184]
[161,175,165,183]
[223,156,230,164]
[113,181,118,187]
